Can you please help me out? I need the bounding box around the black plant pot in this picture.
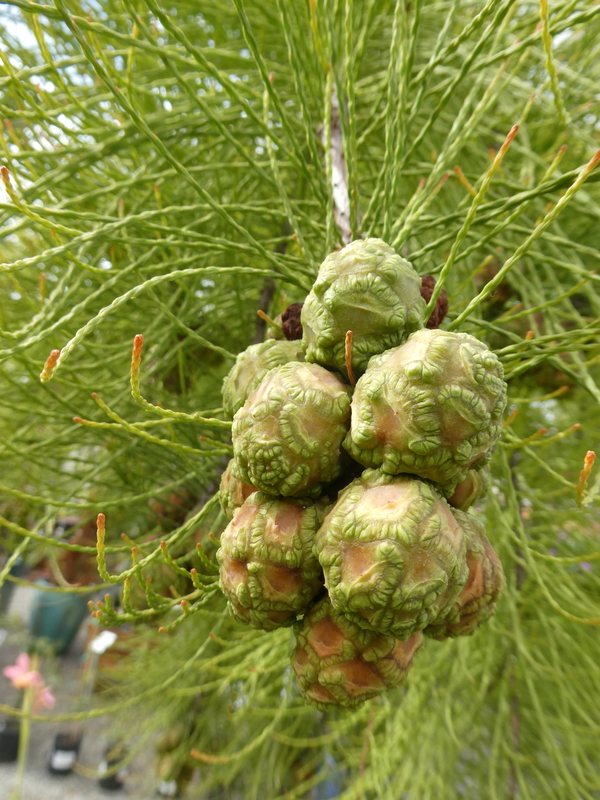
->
[48,731,82,775]
[0,718,20,763]
[98,741,128,791]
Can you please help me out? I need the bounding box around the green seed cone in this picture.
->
[344,329,507,493]
[219,458,258,520]
[217,492,326,631]
[222,339,304,419]
[233,361,352,497]
[301,238,425,379]
[424,511,505,640]
[314,469,468,638]
[292,596,423,711]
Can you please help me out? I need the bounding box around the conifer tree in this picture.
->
[1,0,600,797]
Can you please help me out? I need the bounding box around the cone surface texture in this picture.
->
[219,458,258,520]
[292,596,422,710]
[233,361,351,497]
[315,469,468,638]
[217,493,326,630]
[301,238,425,378]
[222,339,304,418]
[424,511,505,639]
[447,469,488,512]
[344,329,507,492]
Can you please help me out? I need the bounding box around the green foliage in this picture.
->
[1,0,600,797]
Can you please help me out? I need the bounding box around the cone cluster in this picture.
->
[216,239,507,711]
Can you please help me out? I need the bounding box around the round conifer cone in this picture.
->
[314,470,468,639]
[344,328,507,494]
[301,238,425,379]
[232,361,351,498]
[221,339,304,418]
[292,597,422,711]
[424,511,505,640]
[217,492,326,631]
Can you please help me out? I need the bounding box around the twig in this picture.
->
[576,450,596,506]
[327,85,352,245]
[345,330,356,386]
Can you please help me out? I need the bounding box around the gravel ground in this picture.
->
[0,584,162,799]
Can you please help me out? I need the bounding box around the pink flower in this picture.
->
[3,653,55,712]
[34,687,56,713]
[3,654,42,690]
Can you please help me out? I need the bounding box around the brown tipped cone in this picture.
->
[217,493,326,631]
[292,596,422,711]
[424,512,505,640]
[233,362,351,498]
[315,469,468,639]
[344,329,506,493]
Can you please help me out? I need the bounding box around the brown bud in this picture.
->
[420,275,449,329]
[281,302,303,340]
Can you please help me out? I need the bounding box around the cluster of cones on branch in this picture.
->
[217,239,506,710]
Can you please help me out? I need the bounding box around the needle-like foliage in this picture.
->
[1,0,600,797]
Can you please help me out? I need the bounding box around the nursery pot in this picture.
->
[98,741,128,791]
[29,581,90,655]
[48,730,83,775]
[0,718,20,763]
